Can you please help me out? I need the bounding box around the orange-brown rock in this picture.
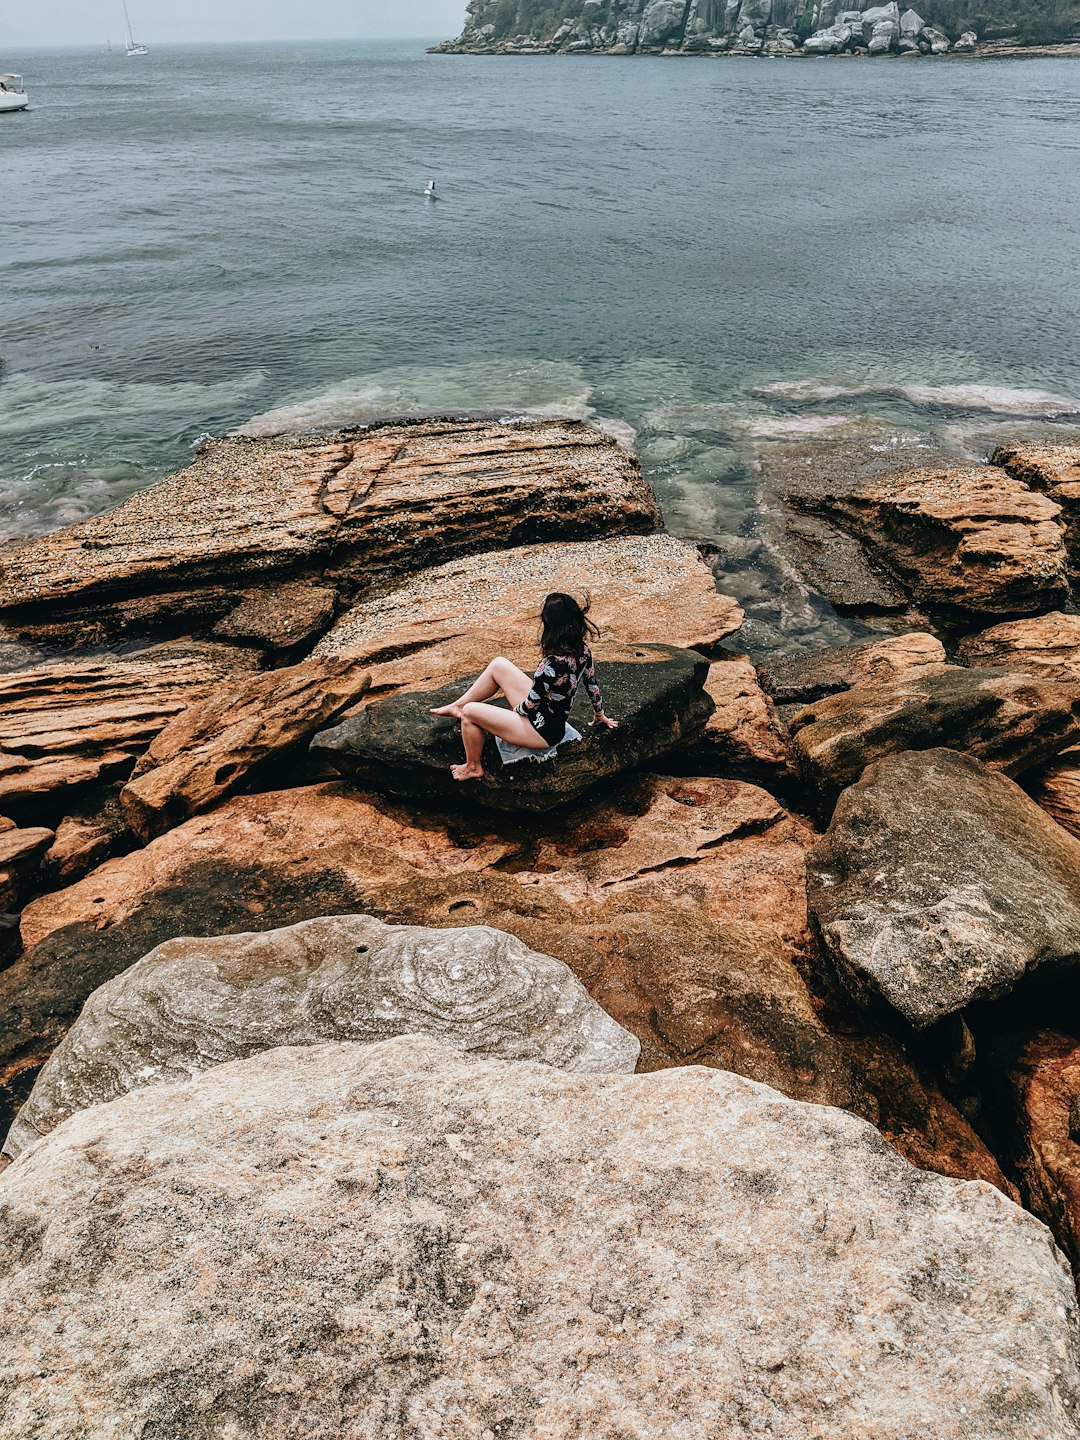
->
[1001,1031,1080,1272]
[312,533,741,691]
[1030,756,1080,840]
[809,464,1069,618]
[8,777,1005,1193]
[0,420,660,643]
[211,583,338,653]
[687,655,794,784]
[41,814,124,888]
[761,632,947,706]
[0,650,245,817]
[0,825,54,911]
[120,657,371,840]
[993,441,1080,568]
[958,611,1080,680]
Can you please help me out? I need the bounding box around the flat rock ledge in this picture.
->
[1,1038,1076,1440]
[3,915,639,1161]
[311,644,714,812]
[808,748,1080,1028]
[0,418,660,646]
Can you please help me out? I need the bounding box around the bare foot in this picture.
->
[451,762,484,782]
[430,702,464,718]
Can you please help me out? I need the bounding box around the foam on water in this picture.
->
[900,383,1080,417]
[0,371,270,440]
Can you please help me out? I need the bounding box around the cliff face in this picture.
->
[433,0,1079,55]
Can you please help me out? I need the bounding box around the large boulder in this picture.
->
[690,655,794,784]
[119,655,371,840]
[760,631,945,706]
[3,916,639,1160]
[312,533,744,689]
[0,1038,1076,1440]
[899,6,923,32]
[638,0,691,46]
[957,611,1080,679]
[0,419,660,646]
[808,748,1080,1028]
[6,778,1008,1192]
[311,645,715,813]
[808,463,1070,619]
[790,663,1080,803]
[993,441,1080,570]
[953,28,977,49]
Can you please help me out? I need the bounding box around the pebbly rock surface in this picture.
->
[211,580,338,654]
[958,610,1080,679]
[808,748,1080,1028]
[0,419,659,646]
[312,532,743,688]
[3,916,639,1160]
[0,648,252,819]
[804,463,1070,620]
[1,1037,1076,1440]
[7,778,1007,1191]
[760,630,946,706]
[790,662,1080,803]
[119,655,371,840]
[311,644,715,812]
[994,440,1080,569]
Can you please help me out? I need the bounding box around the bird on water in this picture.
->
[424,179,437,198]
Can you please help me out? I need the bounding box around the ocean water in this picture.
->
[3,40,1080,653]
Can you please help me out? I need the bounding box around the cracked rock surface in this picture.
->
[0,1036,1076,1440]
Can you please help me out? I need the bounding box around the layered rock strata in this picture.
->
[311,645,715,812]
[3,916,639,1159]
[808,748,1080,1028]
[760,630,946,705]
[0,419,660,646]
[0,1038,1075,1440]
[994,441,1080,569]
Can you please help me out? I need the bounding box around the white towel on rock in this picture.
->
[496,724,582,766]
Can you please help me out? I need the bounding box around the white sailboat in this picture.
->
[0,74,29,113]
[123,3,149,56]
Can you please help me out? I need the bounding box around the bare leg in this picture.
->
[431,656,534,718]
[450,700,550,782]
[451,715,488,781]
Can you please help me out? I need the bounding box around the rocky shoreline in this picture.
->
[2,414,1080,1435]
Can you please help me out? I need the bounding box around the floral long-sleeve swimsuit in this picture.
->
[515,648,604,746]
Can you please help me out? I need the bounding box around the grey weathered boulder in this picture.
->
[868,19,898,49]
[639,0,688,45]
[312,644,714,813]
[3,915,638,1159]
[803,26,845,49]
[808,748,1080,1028]
[953,28,977,48]
[899,6,924,32]
[1,1036,1077,1440]
[790,663,1080,803]
[920,24,950,50]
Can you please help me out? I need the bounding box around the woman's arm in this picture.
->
[583,652,619,729]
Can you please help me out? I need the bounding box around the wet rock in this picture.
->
[3,916,639,1160]
[211,581,338,653]
[1,1037,1077,1440]
[0,649,241,819]
[993,441,1080,569]
[809,463,1069,619]
[311,645,715,813]
[760,631,945,706]
[8,776,1006,1191]
[808,748,1080,1028]
[119,656,371,840]
[0,419,660,645]
[313,533,743,690]
[1001,1031,1080,1272]
[790,664,1080,803]
[0,826,54,912]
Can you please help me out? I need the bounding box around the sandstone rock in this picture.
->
[1,1037,1076,1440]
[211,581,337,652]
[760,631,946,706]
[40,813,123,888]
[120,655,371,840]
[808,748,1080,1028]
[0,419,660,644]
[993,441,1080,569]
[1030,753,1080,839]
[689,654,794,783]
[9,777,1006,1192]
[809,464,1069,619]
[3,916,639,1159]
[0,826,54,912]
[790,663,1080,803]
[958,611,1080,679]
[0,649,239,818]
[1001,1031,1080,1272]
[312,645,715,813]
[313,533,743,690]
[954,28,977,48]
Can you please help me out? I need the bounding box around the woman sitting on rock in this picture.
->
[431,591,619,782]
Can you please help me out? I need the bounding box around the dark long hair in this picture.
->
[539,592,599,658]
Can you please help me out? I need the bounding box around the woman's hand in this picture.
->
[590,712,619,730]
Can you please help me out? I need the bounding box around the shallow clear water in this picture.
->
[3,41,1080,651]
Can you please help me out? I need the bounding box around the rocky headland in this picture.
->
[3,413,1080,1435]
[434,0,1080,59]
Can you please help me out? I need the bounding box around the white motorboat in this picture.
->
[0,75,28,113]
[124,3,149,56]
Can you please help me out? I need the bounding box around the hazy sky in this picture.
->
[1,1,469,47]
